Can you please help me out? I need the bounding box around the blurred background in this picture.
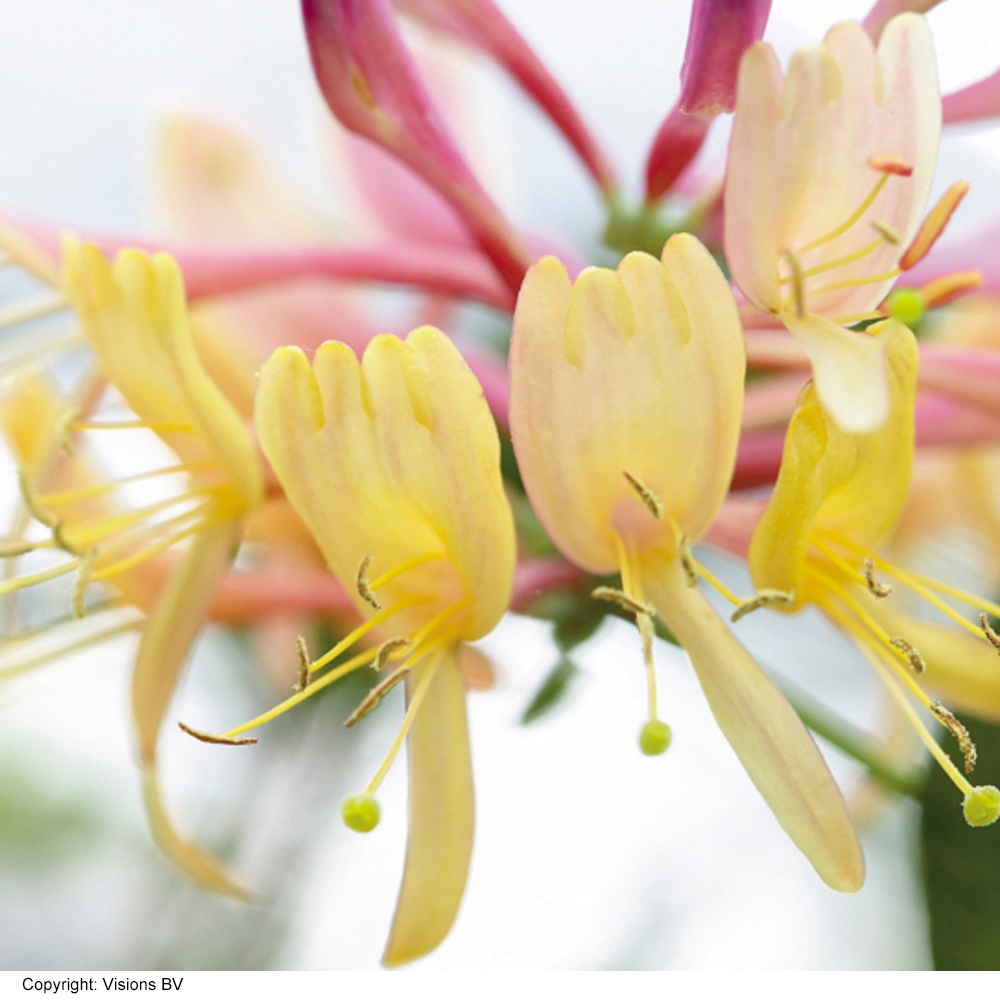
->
[0,0,998,971]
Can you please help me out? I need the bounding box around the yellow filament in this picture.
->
[810,536,868,587]
[364,650,444,796]
[35,462,206,506]
[810,566,934,711]
[0,556,81,599]
[308,597,429,676]
[684,557,741,607]
[89,515,210,582]
[780,237,884,284]
[857,635,973,796]
[834,310,886,325]
[217,646,380,741]
[797,172,891,254]
[366,551,445,593]
[613,533,659,722]
[74,419,193,434]
[0,293,68,330]
[808,267,901,298]
[405,600,468,655]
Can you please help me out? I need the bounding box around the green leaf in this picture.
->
[520,658,581,725]
[921,713,1000,970]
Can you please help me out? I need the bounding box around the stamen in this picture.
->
[365,551,445,594]
[373,636,411,672]
[364,651,445,796]
[88,512,210,582]
[782,250,807,317]
[0,556,81,600]
[18,469,57,529]
[731,589,795,622]
[929,701,977,774]
[74,419,193,434]
[185,646,380,742]
[888,636,926,674]
[676,534,699,588]
[0,292,68,331]
[797,169,893,254]
[54,408,82,454]
[808,267,902,298]
[294,635,311,692]
[72,548,98,618]
[51,521,82,557]
[622,470,663,519]
[35,462,201,507]
[900,181,970,271]
[866,154,913,176]
[834,310,886,325]
[355,554,379,610]
[345,663,410,727]
[980,615,1000,655]
[177,722,257,747]
[871,220,901,244]
[780,237,883,283]
[0,537,51,558]
[918,270,983,309]
[592,585,655,618]
[865,559,893,598]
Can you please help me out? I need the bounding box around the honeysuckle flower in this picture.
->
[744,318,1000,827]
[724,15,942,432]
[0,238,266,894]
[183,326,515,965]
[509,235,864,892]
[301,0,532,291]
[645,0,772,200]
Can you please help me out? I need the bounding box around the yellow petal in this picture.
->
[383,652,474,967]
[750,320,918,595]
[782,310,888,433]
[255,329,515,640]
[61,239,263,511]
[132,518,246,897]
[643,555,865,893]
[509,236,744,574]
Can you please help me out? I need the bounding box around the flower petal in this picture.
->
[643,556,865,893]
[783,310,888,433]
[132,519,247,898]
[383,652,474,966]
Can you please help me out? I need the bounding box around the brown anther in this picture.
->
[980,614,1000,654]
[345,667,409,728]
[72,548,98,619]
[623,470,663,520]
[178,721,257,746]
[889,636,926,673]
[373,637,410,672]
[592,586,655,618]
[871,220,901,244]
[731,589,795,623]
[919,270,983,309]
[355,554,380,610]
[930,701,977,774]
[677,535,699,588]
[867,153,914,177]
[782,249,806,318]
[294,635,311,692]
[900,181,970,271]
[864,559,893,598]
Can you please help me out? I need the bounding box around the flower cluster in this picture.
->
[3,0,1000,967]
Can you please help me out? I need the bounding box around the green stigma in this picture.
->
[639,719,672,756]
[963,785,1000,828]
[341,794,381,833]
[885,287,925,327]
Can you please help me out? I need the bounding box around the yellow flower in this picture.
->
[509,234,864,892]
[189,325,515,965]
[724,15,941,432]
[747,319,1000,826]
[0,240,265,896]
